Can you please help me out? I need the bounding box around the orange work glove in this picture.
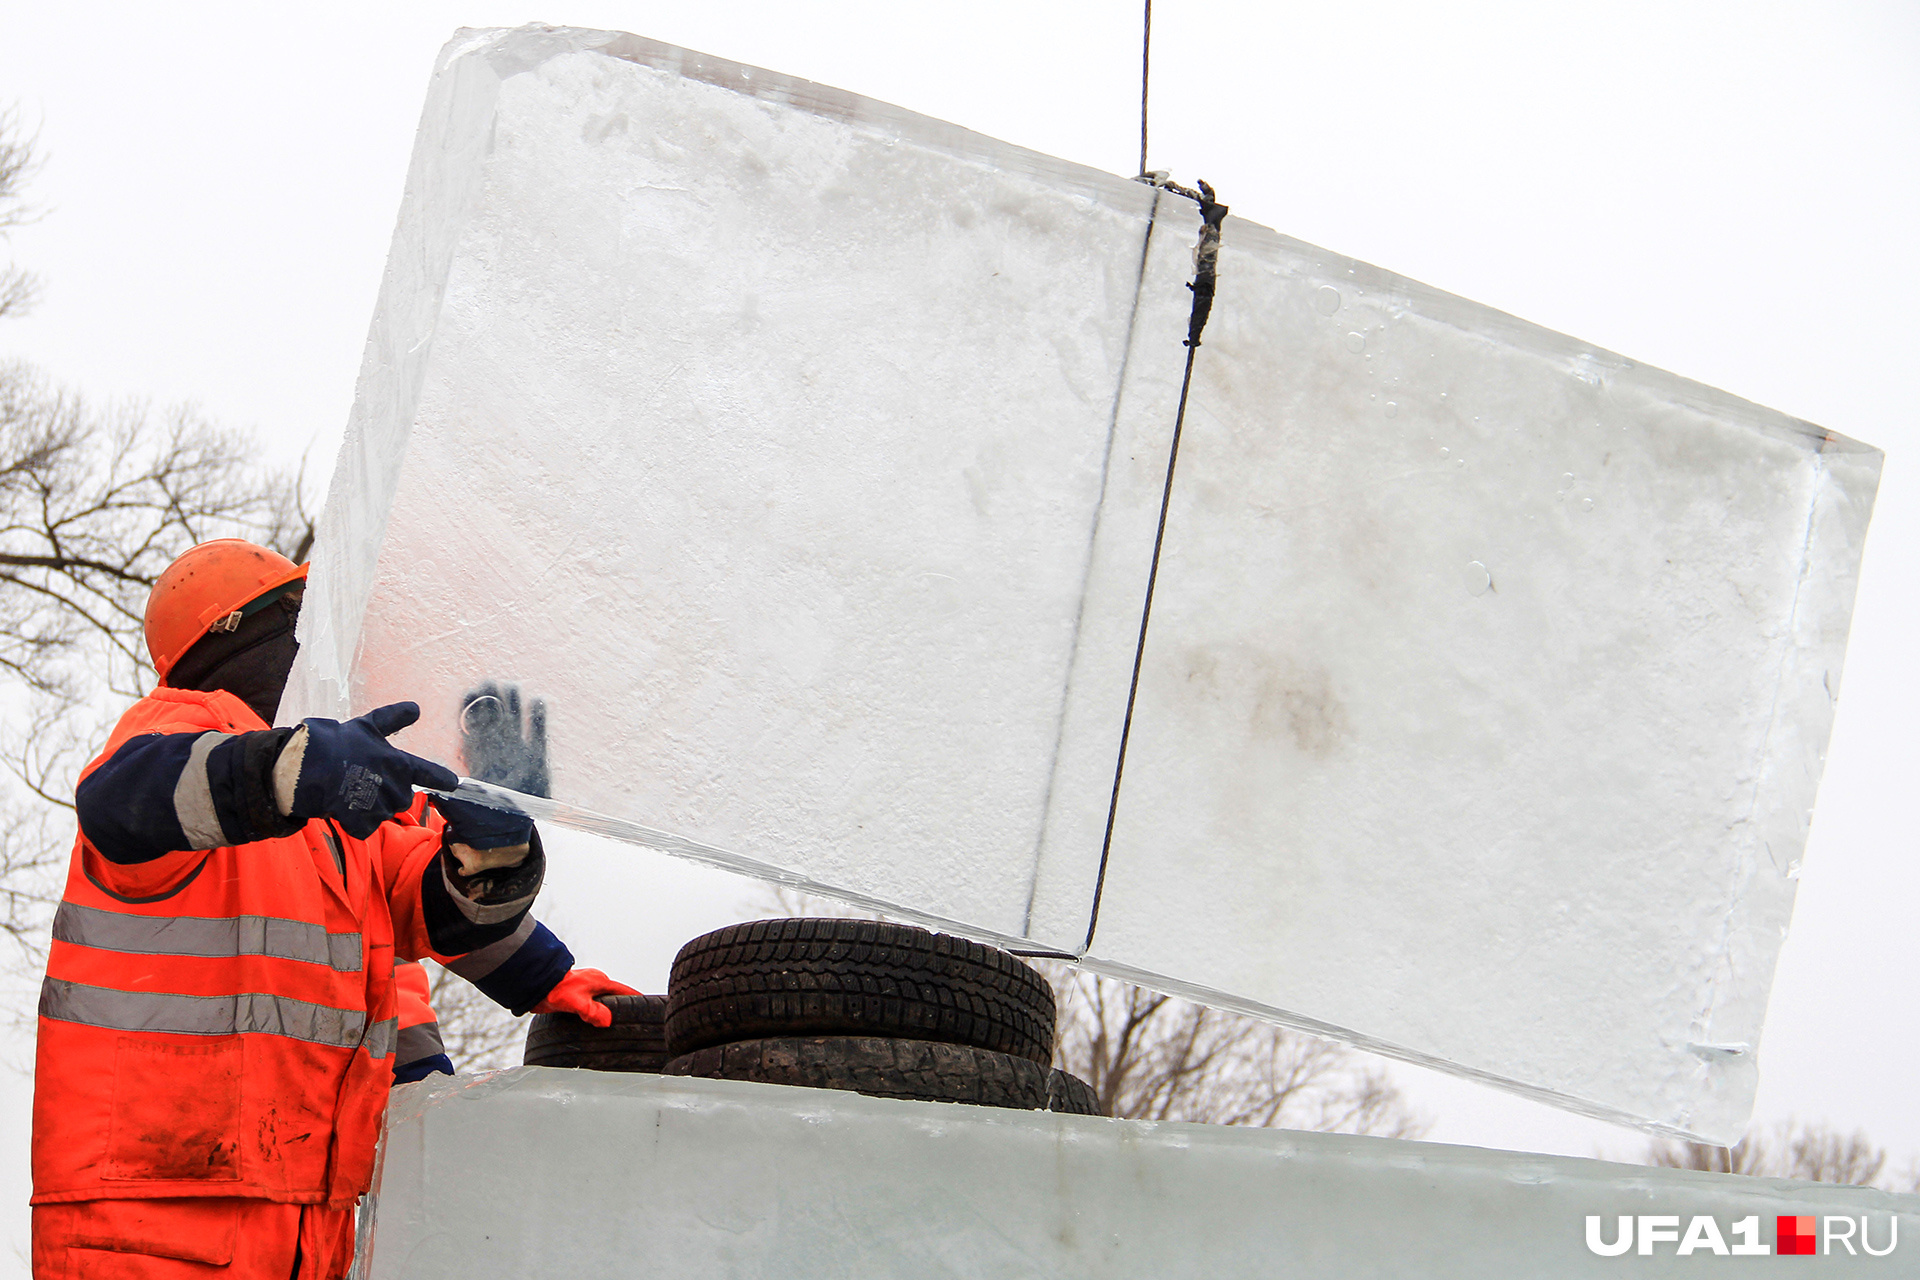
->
[532,968,641,1028]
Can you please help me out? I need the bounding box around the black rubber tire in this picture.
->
[664,1035,1052,1109]
[523,993,670,1072]
[1047,1068,1102,1116]
[666,919,1056,1065]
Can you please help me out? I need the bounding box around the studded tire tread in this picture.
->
[666,919,1056,1065]
[663,1035,1053,1109]
[1046,1068,1102,1116]
[523,993,670,1072]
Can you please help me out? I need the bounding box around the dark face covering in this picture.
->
[167,591,303,725]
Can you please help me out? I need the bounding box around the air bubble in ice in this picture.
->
[1581,497,1595,512]
[1384,401,1399,418]
[1463,561,1492,596]
[1345,332,1366,353]
[460,695,505,735]
[1315,286,1342,315]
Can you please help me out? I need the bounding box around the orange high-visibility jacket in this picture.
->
[33,686,460,1210]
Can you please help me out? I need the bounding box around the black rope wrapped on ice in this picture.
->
[1084,177,1227,954]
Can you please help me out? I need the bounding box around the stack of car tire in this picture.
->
[524,918,1101,1116]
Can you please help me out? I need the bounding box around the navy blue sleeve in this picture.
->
[75,733,194,864]
[393,1053,456,1085]
[437,914,575,1017]
[76,728,302,865]
[469,921,573,1016]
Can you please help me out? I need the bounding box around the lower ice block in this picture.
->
[356,1070,1920,1278]
[287,25,1881,1140]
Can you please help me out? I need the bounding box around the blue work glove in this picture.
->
[458,682,549,797]
[287,702,458,839]
[429,793,535,851]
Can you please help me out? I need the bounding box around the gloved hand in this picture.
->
[279,702,458,839]
[532,968,641,1029]
[459,682,549,797]
[430,794,535,853]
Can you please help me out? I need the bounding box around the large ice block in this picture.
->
[357,1069,1920,1277]
[289,25,1880,1141]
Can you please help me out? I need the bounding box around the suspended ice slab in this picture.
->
[290,25,1881,1142]
[356,1069,1920,1277]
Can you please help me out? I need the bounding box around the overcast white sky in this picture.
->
[0,1,1915,1264]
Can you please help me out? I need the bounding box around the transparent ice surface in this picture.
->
[289,26,1880,1141]
[357,1069,1920,1278]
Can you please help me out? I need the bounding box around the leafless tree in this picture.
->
[0,374,309,965]
[746,887,1427,1136]
[425,962,529,1072]
[0,104,41,323]
[0,368,308,696]
[1645,1120,1918,1192]
[0,112,311,972]
[0,782,66,955]
[1036,960,1426,1136]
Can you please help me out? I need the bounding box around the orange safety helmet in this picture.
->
[144,539,310,681]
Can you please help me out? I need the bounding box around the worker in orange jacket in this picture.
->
[31,539,635,1277]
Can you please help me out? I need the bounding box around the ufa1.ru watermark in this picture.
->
[1586,1215,1897,1257]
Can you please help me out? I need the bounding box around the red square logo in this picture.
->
[1778,1215,1817,1256]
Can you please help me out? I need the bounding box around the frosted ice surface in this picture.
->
[1071,225,1883,1141]
[292,26,1174,944]
[288,26,1880,1141]
[357,1069,1920,1278]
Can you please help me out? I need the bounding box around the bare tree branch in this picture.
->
[1644,1121,1908,1190]
[424,962,529,1072]
[0,104,42,324]
[0,364,310,702]
[1038,959,1427,1137]
[0,793,65,959]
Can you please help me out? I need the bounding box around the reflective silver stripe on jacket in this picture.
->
[40,977,370,1049]
[444,914,535,983]
[395,1020,443,1066]
[172,730,233,849]
[52,902,363,972]
[364,1016,399,1061]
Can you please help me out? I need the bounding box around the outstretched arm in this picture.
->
[384,802,636,1022]
[76,702,458,864]
[77,728,302,864]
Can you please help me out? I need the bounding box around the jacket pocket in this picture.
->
[62,1197,240,1266]
[103,1037,242,1183]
